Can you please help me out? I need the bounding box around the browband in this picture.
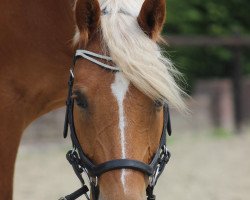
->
[75,50,120,71]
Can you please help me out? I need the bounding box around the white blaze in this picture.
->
[111,72,130,188]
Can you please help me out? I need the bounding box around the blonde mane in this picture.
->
[100,0,187,111]
[76,0,187,111]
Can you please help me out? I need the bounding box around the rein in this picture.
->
[60,50,172,200]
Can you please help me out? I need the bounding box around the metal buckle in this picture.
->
[71,146,77,154]
[59,197,67,200]
[160,145,170,163]
[70,68,74,78]
[149,165,160,187]
[162,145,168,156]
[90,176,98,187]
[149,145,171,187]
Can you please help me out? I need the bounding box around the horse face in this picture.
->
[73,54,164,200]
[72,0,172,199]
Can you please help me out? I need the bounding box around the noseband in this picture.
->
[60,50,172,200]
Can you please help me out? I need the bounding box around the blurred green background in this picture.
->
[164,0,250,92]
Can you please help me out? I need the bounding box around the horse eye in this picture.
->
[73,90,88,109]
[154,100,163,108]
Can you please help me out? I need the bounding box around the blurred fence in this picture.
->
[165,35,250,47]
[166,35,250,131]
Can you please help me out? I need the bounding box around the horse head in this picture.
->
[68,0,186,199]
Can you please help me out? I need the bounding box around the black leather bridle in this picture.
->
[60,50,172,200]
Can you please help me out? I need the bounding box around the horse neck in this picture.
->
[0,0,75,127]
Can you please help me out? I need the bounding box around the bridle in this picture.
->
[60,50,172,200]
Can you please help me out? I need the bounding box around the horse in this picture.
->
[0,0,186,199]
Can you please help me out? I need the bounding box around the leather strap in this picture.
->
[62,186,89,200]
[93,159,154,177]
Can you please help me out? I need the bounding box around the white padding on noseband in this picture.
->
[76,50,120,71]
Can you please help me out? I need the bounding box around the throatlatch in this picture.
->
[60,50,172,200]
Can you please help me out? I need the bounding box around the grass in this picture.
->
[211,127,233,139]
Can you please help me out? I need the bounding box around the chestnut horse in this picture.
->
[0,0,186,199]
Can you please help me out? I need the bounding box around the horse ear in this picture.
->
[75,0,101,44]
[137,0,166,40]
